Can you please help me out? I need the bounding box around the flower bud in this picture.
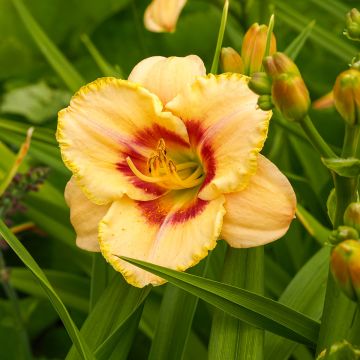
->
[333,68,360,126]
[344,8,360,41]
[271,72,310,122]
[329,226,359,245]
[220,47,244,73]
[241,23,276,75]
[344,202,360,232]
[248,72,272,95]
[263,52,300,78]
[331,239,360,302]
[257,95,274,111]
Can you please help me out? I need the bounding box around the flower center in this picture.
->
[126,139,204,190]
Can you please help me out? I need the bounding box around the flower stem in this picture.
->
[316,124,360,355]
[299,115,337,158]
[209,246,264,359]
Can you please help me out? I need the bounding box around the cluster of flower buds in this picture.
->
[260,52,310,122]
[330,202,360,302]
[220,23,276,76]
[344,8,360,41]
[0,167,49,225]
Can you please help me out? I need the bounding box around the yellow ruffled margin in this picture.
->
[97,196,226,288]
[166,73,273,201]
[56,77,165,206]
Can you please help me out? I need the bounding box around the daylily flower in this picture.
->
[57,55,296,288]
[144,0,187,33]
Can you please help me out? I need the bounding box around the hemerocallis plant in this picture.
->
[144,0,187,33]
[57,55,296,287]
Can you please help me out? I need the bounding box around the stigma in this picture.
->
[126,139,204,190]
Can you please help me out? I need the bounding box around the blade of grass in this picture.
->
[211,0,229,74]
[274,0,357,62]
[0,219,94,360]
[284,20,315,60]
[121,256,320,346]
[309,0,348,21]
[11,0,85,92]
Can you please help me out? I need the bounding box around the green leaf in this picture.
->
[66,276,149,360]
[284,20,315,60]
[80,34,123,78]
[265,247,330,359]
[10,268,89,313]
[210,0,229,74]
[0,219,94,360]
[121,256,320,346]
[327,188,337,225]
[148,260,207,360]
[322,158,360,177]
[296,204,331,245]
[11,0,85,92]
[273,0,357,62]
[209,247,264,360]
[1,82,70,124]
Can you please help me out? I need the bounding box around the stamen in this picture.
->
[126,157,170,183]
[126,139,205,190]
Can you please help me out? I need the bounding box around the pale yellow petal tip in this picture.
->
[195,74,272,200]
[144,0,187,33]
[56,77,167,206]
[98,199,226,288]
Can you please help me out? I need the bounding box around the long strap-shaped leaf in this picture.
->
[121,256,320,346]
[0,219,95,360]
[12,0,85,92]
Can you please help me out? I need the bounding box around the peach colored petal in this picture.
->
[144,0,187,33]
[221,155,296,247]
[64,177,110,252]
[166,73,271,201]
[128,55,206,105]
[57,77,190,205]
[99,190,225,287]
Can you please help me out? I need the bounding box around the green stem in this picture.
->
[316,124,360,355]
[299,115,336,158]
[209,246,264,359]
[342,125,360,158]
[0,250,32,359]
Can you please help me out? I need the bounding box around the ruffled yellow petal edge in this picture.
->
[57,77,189,205]
[98,194,225,288]
[167,73,272,201]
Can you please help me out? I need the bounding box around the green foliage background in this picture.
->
[0,0,359,359]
